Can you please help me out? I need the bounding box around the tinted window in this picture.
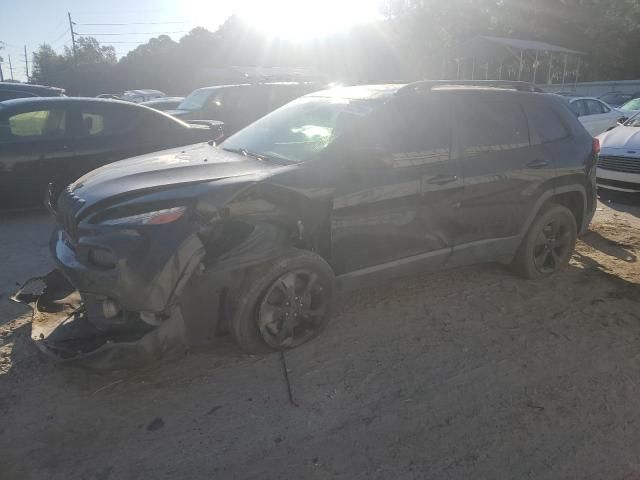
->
[79,105,141,137]
[6,109,67,139]
[463,99,529,153]
[586,100,606,115]
[364,95,451,167]
[209,87,251,111]
[570,100,588,117]
[527,104,570,143]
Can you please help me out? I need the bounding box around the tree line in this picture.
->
[27,0,640,96]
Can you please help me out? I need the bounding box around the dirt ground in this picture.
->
[1,191,639,480]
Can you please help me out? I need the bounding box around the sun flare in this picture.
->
[235,0,382,41]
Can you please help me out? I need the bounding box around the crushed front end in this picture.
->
[16,141,332,368]
[16,182,220,368]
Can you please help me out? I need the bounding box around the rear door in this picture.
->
[571,99,614,136]
[70,102,144,182]
[455,95,549,246]
[585,99,619,134]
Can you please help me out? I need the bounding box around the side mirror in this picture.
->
[618,117,628,125]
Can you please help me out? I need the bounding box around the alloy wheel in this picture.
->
[257,270,328,349]
[532,219,572,274]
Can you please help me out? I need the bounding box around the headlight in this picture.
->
[99,207,186,226]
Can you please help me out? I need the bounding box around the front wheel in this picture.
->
[229,249,335,354]
[513,204,578,279]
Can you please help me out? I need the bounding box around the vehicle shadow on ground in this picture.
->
[598,189,640,217]
[580,230,637,263]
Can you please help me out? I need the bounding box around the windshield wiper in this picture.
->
[222,147,292,164]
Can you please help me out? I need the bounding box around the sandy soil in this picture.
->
[1,192,639,480]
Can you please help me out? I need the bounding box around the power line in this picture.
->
[49,28,71,45]
[96,41,146,44]
[76,21,194,26]
[43,18,69,41]
[75,31,189,36]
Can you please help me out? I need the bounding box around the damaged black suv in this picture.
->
[37,81,598,366]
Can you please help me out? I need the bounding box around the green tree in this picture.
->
[67,37,117,65]
[31,44,68,86]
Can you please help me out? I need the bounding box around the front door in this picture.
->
[0,105,74,205]
[330,93,463,274]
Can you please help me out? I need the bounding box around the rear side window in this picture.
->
[79,105,140,137]
[462,99,529,153]
[570,100,588,117]
[7,109,67,138]
[586,99,609,114]
[527,104,570,143]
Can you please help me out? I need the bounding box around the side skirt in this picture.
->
[335,235,520,292]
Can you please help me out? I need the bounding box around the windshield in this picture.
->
[178,89,214,111]
[620,98,640,111]
[623,112,640,126]
[600,94,630,105]
[220,96,382,163]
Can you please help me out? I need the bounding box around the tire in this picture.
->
[513,204,578,279]
[229,248,335,354]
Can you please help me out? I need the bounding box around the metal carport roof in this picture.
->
[462,36,584,61]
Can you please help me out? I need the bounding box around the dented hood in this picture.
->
[66,142,277,207]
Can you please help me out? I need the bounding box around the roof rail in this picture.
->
[399,80,544,94]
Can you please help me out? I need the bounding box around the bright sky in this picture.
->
[0,0,382,83]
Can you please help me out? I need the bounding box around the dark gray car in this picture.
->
[0,97,222,207]
[18,81,598,368]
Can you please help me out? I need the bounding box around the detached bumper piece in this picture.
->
[12,270,188,369]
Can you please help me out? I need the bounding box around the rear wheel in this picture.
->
[229,249,335,354]
[513,204,577,279]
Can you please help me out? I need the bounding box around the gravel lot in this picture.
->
[1,192,639,480]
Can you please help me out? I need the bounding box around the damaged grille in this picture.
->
[598,155,640,174]
[57,187,85,241]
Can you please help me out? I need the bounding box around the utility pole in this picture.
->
[8,53,14,81]
[68,12,77,66]
[23,45,29,81]
[0,41,4,81]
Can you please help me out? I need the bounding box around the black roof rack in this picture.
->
[399,80,543,94]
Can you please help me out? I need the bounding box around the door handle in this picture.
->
[427,174,458,185]
[527,159,549,169]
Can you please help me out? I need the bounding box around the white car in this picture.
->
[559,96,623,136]
[121,89,167,103]
[596,114,640,192]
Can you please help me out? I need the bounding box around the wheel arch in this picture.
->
[520,185,588,239]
